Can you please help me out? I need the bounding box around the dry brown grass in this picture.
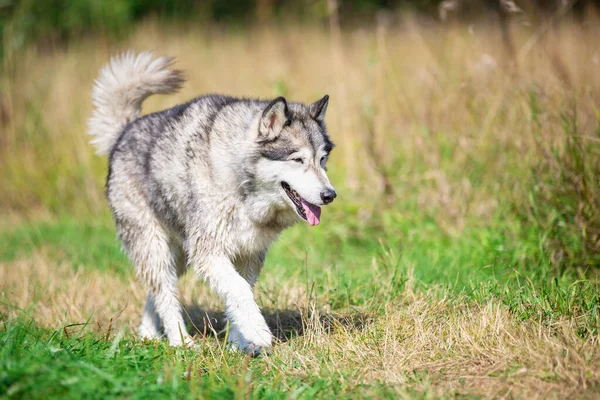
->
[0,251,307,337]
[2,18,600,223]
[2,253,598,398]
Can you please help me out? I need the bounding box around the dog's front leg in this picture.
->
[196,254,272,355]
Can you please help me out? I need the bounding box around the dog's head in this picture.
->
[252,95,336,226]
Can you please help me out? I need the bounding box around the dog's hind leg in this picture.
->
[116,213,193,347]
[138,292,161,339]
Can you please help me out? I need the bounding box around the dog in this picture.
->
[88,51,336,354]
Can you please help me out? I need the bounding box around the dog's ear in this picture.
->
[259,97,289,141]
[309,94,329,121]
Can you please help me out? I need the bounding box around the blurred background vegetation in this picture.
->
[3,0,600,60]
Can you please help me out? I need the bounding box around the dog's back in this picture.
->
[105,94,252,234]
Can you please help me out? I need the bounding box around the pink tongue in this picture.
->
[300,198,321,226]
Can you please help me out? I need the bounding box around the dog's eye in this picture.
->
[292,158,303,164]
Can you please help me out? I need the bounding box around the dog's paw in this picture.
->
[138,324,161,340]
[168,334,198,349]
[228,338,269,357]
[241,343,269,357]
[227,323,272,356]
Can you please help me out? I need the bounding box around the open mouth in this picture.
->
[281,182,322,226]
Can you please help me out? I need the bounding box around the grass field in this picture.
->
[1,15,600,399]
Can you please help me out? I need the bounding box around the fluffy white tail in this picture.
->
[88,51,185,155]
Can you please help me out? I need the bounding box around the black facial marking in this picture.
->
[300,119,318,152]
[260,147,296,161]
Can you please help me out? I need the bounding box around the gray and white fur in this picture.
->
[88,51,336,354]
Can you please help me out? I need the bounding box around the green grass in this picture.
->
[1,200,599,398]
[2,203,596,316]
[0,316,428,399]
[0,215,127,275]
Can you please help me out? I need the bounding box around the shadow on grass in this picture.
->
[182,305,372,343]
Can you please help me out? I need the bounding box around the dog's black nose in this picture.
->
[320,189,337,204]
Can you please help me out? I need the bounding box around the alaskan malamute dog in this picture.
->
[88,52,336,354]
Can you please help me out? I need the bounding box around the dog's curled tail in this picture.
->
[88,51,185,155]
